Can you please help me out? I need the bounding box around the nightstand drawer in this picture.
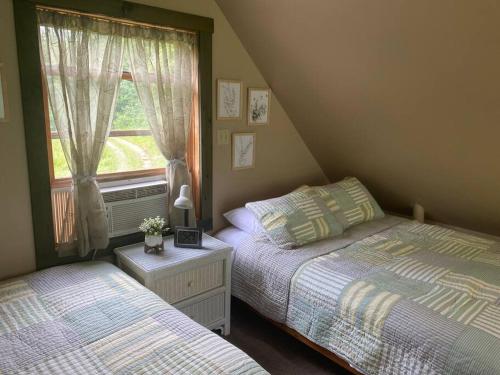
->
[151,260,223,304]
[178,292,225,327]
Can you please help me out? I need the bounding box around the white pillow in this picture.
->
[223,207,264,234]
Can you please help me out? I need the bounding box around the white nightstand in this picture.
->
[114,233,233,335]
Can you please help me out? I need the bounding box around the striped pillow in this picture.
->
[313,177,384,229]
[246,189,343,249]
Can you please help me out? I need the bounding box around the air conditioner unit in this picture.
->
[102,181,168,238]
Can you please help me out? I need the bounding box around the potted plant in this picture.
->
[139,216,167,254]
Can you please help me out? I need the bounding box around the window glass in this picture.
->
[112,78,149,131]
[51,76,165,179]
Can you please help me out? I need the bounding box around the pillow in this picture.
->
[312,177,384,229]
[223,207,264,235]
[246,189,343,249]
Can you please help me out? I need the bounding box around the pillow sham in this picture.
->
[223,207,264,235]
[245,189,343,249]
[312,177,384,229]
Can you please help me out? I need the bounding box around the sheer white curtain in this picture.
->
[126,27,197,227]
[38,10,125,256]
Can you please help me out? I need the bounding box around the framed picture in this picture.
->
[174,227,203,249]
[0,64,8,123]
[248,88,270,125]
[232,132,256,170]
[217,79,242,120]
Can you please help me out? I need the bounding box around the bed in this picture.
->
[0,261,267,374]
[217,215,500,375]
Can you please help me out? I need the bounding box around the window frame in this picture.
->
[14,0,213,270]
[45,70,167,188]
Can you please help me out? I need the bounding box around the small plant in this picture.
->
[139,216,166,236]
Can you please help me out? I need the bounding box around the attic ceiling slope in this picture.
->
[216,0,500,237]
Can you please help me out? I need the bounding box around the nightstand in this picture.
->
[114,233,233,335]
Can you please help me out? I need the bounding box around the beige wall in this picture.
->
[0,0,326,279]
[0,0,36,279]
[217,0,500,236]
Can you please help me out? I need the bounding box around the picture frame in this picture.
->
[174,227,203,248]
[0,64,9,123]
[232,132,256,170]
[216,79,242,121]
[248,88,270,126]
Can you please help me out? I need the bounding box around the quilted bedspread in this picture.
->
[231,215,403,323]
[0,261,266,374]
[287,221,500,374]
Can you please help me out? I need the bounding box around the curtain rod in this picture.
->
[36,5,197,35]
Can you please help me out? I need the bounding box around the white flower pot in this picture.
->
[145,234,163,247]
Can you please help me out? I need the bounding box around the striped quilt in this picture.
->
[231,215,404,323]
[287,221,500,374]
[0,261,267,374]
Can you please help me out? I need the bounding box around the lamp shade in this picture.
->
[174,185,193,209]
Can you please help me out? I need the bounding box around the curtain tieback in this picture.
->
[73,175,97,185]
[168,159,187,168]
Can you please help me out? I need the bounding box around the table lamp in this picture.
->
[174,185,193,227]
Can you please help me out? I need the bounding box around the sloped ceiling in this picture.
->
[216,0,500,235]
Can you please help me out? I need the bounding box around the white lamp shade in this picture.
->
[174,185,193,209]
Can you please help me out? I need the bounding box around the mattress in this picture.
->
[0,261,267,374]
[218,218,500,374]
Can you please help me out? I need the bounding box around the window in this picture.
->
[15,0,213,269]
[46,57,166,187]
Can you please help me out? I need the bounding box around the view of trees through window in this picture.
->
[51,75,165,179]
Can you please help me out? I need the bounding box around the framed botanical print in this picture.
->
[217,79,242,120]
[0,64,8,123]
[232,133,256,170]
[248,88,270,126]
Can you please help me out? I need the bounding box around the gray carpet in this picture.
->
[225,298,351,375]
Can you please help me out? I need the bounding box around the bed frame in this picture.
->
[272,321,362,375]
[237,298,361,375]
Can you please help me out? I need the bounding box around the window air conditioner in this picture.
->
[102,181,168,238]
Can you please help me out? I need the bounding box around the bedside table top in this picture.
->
[114,233,232,274]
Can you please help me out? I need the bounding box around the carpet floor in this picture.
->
[225,298,351,375]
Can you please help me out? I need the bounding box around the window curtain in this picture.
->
[38,10,125,256]
[126,27,197,227]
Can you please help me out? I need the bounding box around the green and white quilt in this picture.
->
[0,261,267,374]
[287,221,500,374]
